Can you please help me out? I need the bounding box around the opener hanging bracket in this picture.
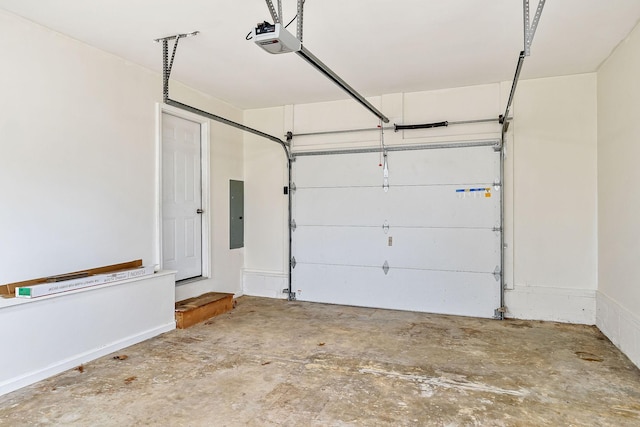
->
[524,0,546,56]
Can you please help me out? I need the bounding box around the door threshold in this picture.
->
[176,276,206,287]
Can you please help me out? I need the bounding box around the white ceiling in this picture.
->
[2,1,640,110]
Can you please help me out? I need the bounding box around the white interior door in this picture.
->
[162,113,202,281]
[291,144,501,318]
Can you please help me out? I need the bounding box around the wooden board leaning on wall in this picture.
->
[0,260,143,298]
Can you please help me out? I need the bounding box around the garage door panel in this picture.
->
[292,264,499,318]
[387,228,499,272]
[382,185,498,228]
[294,152,381,188]
[294,226,499,273]
[294,188,385,226]
[387,147,500,186]
[295,186,498,229]
[294,146,500,188]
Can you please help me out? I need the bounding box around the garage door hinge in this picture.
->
[493,180,501,188]
[382,260,390,275]
[493,226,502,233]
[290,183,296,194]
[282,288,296,300]
[493,266,501,281]
[290,219,297,231]
[290,256,297,269]
[494,306,506,319]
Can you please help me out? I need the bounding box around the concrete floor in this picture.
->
[1,297,640,426]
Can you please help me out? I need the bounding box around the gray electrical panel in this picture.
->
[230,180,244,249]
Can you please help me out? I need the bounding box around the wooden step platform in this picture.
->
[175,292,234,329]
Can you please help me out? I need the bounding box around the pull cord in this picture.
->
[380,120,389,192]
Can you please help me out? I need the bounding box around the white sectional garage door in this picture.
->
[291,142,502,318]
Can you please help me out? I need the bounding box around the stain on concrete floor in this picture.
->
[1,296,639,426]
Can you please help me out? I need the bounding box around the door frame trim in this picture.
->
[155,103,211,280]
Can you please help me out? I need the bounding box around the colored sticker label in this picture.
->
[456,188,490,192]
[456,187,492,198]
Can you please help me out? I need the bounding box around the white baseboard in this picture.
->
[242,269,288,299]
[505,285,596,324]
[0,322,175,397]
[596,291,640,369]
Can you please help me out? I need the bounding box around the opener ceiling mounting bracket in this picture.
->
[524,0,546,56]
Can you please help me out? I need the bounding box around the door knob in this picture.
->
[196,209,204,214]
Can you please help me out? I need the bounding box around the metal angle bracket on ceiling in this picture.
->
[154,31,200,42]
[265,0,282,24]
[154,31,200,101]
[524,0,546,56]
[296,0,304,42]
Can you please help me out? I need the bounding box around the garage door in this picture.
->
[291,142,502,318]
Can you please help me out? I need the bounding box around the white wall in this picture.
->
[243,108,289,298]
[597,21,640,367]
[244,76,599,324]
[507,74,598,323]
[0,10,244,299]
